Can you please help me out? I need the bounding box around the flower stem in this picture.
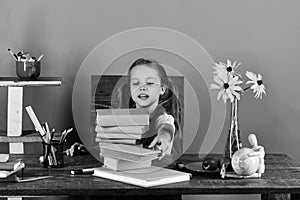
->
[234,97,240,150]
[229,100,235,157]
[243,86,251,91]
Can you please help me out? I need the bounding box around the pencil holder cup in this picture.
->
[42,140,64,168]
[16,61,41,80]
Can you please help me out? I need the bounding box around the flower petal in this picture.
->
[222,92,228,103]
[227,60,232,67]
[246,80,255,85]
[233,86,243,91]
[232,90,241,100]
[219,73,228,83]
[210,84,220,89]
[226,89,234,102]
[246,71,257,81]
[217,89,224,101]
[257,74,262,80]
[235,62,241,69]
[214,75,223,85]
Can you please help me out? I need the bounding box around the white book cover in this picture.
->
[100,143,160,156]
[103,157,151,171]
[99,144,160,163]
[96,132,143,139]
[96,138,137,145]
[93,166,191,187]
[96,109,149,127]
[0,160,25,178]
[95,125,149,134]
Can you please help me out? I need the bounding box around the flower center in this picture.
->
[223,83,229,89]
[257,80,263,85]
[227,67,232,72]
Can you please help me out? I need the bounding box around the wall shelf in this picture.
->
[0,77,62,153]
[0,131,61,143]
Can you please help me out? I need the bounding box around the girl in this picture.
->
[65,58,183,158]
[117,58,183,158]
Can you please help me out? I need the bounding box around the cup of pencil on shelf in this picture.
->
[8,48,43,80]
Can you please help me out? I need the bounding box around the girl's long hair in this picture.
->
[117,58,183,155]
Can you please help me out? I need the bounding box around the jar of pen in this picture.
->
[8,48,43,80]
[43,140,64,168]
[40,122,73,168]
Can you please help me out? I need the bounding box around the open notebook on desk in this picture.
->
[0,160,25,178]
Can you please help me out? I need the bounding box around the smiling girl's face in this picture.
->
[130,64,166,114]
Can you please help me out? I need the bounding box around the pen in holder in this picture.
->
[42,140,64,168]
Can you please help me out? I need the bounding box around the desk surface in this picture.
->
[1,153,300,199]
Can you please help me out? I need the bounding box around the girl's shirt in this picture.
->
[138,105,175,154]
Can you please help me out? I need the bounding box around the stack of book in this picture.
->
[100,143,160,171]
[94,143,191,187]
[93,109,191,187]
[95,109,150,145]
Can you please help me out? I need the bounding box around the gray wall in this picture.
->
[1,1,300,199]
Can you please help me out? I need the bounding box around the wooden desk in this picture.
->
[1,153,300,200]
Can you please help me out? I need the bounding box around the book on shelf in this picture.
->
[99,143,160,163]
[93,166,191,187]
[96,132,144,139]
[103,157,151,171]
[96,108,149,127]
[0,160,25,179]
[0,154,9,162]
[95,125,149,134]
[96,138,138,145]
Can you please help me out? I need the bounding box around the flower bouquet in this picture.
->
[210,60,266,160]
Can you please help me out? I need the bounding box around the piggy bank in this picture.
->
[231,147,260,176]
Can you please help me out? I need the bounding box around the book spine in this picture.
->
[96,138,137,145]
[96,115,149,127]
[103,157,151,171]
[100,148,145,162]
[96,108,148,115]
[96,133,142,139]
[95,125,149,134]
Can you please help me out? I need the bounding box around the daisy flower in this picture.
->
[212,60,241,78]
[210,74,243,103]
[246,71,266,99]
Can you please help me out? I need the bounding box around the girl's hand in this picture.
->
[148,134,171,159]
[64,142,86,156]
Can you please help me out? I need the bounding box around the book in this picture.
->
[96,109,149,127]
[103,157,151,171]
[99,143,160,163]
[25,106,46,137]
[96,132,143,139]
[0,160,25,178]
[0,154,9,162]
[95,125,149,134]
[96,138,138,145]
[93,166,191,187]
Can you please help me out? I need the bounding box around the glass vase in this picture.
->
[224,97,242,160]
